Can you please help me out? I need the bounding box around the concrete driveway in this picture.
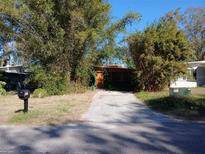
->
[0,90,205,154]
[82,91,178,124]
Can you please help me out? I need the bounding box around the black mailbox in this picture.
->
[18,89,30,100]
[18,89,30,112]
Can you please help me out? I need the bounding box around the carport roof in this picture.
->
[188,61,205,67]
[95,65,134,71]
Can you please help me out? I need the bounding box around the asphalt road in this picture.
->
[0,90,205,154]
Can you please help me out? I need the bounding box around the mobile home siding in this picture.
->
[196,67,205,86]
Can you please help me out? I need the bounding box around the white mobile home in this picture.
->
[170,61,205,88]
[188,61,205,86]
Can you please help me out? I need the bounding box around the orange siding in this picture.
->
[96,71,104,88]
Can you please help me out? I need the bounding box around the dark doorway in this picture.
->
[95,65,134,91]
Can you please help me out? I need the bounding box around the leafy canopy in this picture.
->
[128,11,193,91]
[0,0,140,93]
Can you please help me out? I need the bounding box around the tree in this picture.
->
[128,11,193,91]
[182,7,205,60]
[0,0,111,73]
[0,0,140,93]
[94,12,140,65]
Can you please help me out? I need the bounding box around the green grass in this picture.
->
[9,111,43,123]
[8,106,74,125]
[9,107,71,124]
[8,103,76,124]
[136,90,205,121]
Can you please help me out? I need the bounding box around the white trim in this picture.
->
[188,61,205,67]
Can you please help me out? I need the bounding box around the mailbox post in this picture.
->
[24,99,28,112]
[18,89,30,112]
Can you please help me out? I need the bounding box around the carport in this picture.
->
[95,65,134,90]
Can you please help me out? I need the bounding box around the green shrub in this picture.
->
[26,64,90,96]
[76,60,96,87]
[26,65,69,95]
[0,88,6,96]
[0,81,6,96]
[43,72,69,95]
[128,11,194,91]
[32,88,48,98]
